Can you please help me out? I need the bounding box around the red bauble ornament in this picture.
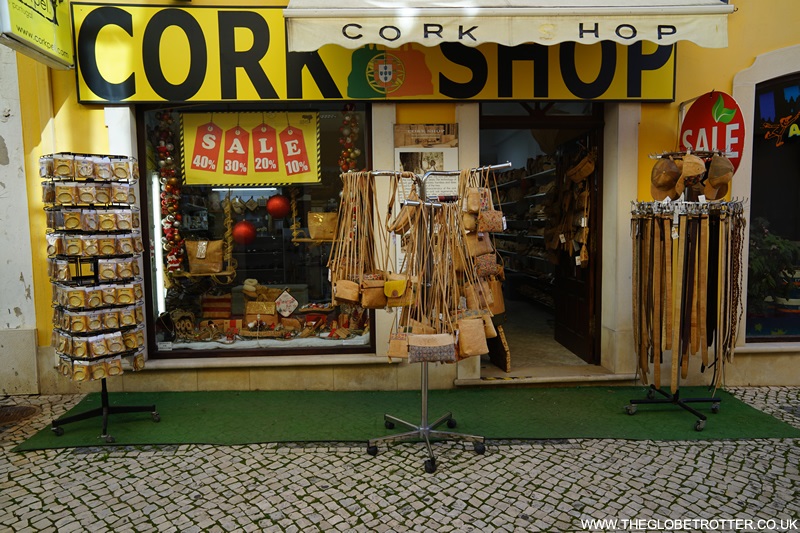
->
[266,194,291,218]
[232,220,257,245]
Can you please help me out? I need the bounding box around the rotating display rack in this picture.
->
[358,164,511,473]
[41,153,159,442]
[627,198,745,430]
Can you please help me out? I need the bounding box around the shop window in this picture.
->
[141,104,373,356]
[746,72,800,341]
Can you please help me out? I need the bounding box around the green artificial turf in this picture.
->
[14,386,800,451]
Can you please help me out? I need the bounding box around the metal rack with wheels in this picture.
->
[627,193,745,431]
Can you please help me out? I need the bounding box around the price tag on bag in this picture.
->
[559,234,566,244]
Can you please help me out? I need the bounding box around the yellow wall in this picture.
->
[396,104,456,125]
[18,56,111,346]
[18,0,800,349]
[637,0,800,198]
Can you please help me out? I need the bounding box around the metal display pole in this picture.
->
[51,378,159,443]
[367,163,511,473]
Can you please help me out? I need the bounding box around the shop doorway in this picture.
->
[479,103,603,376]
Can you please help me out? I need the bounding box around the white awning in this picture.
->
[284,0,735,51]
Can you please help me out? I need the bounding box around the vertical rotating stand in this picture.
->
[367,362,486,473]
[627,192,745,431]
[51,378,160,443]
[365,165,512,473]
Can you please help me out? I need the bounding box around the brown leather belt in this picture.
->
[633,215,649,383]
[652,217,663,387]
[698,214,710,367]
[663,216,673,352]
[681,214,696,381]
[671,214,686,394]
[641,217,652,383]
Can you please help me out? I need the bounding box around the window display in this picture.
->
[143,104,373,355]
[746,73,800,340]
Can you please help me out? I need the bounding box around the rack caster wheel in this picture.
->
[447,418,457,429]
[366,445,378,457]
[51,426,64,437]
[384,420,395,430]
[625,405,637,415]
[646,389,656,400]
[152,412,161,422]
[711,403,720,414]
[424,458,437,474]
[473,442,486,455]
[694,420,706,432]
[102,435,115,443]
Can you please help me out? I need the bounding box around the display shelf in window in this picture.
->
[493,167,556,189]
[492,232,545,241]
[492,172,556,219]
[524,192,548,201]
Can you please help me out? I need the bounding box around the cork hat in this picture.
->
[675,153,707,198]
[703,153,734,200]
[650,157,681,201]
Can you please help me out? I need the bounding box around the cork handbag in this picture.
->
[185,240,223,274]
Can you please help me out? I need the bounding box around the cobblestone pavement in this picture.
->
[1,388,798,533]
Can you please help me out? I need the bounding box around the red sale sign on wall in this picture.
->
[181,112,320,186]
[680,91,746,172]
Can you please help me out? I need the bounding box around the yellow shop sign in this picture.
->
[72,3,676,103]
[0,0,73,68]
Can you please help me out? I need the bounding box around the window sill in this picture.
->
[735,343,800,355]
[142,353,396,370]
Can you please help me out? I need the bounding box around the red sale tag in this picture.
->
[223,127,249,176]
[191,122,222,172]
[279,126,311,176]
[252,123,278,173]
